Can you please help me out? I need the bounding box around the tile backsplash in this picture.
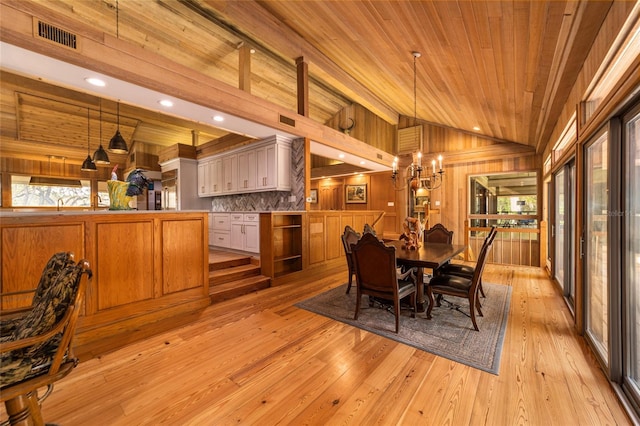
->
[211,138,305,212]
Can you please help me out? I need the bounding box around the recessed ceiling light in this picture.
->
[360,161,366,165]
[213,115,224,122]
[473,126,481,131]
[85,77,105,87]
[338,153,345,159]
[159,99,173,107]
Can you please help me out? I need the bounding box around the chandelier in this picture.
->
[391,51,444,192]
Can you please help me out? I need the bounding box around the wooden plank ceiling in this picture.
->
[0,0,612,164]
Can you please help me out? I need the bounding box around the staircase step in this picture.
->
[210,263,262,285]
[209,275,271,303]
[209,256,255,272]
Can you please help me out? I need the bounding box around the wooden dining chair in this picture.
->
[340,225,361,294]
[1,255,93,425]
[423,223,453,244]
[438,225,498,299]
[350,233,416,333]
[426,232,493,331]
[363,223,377,237]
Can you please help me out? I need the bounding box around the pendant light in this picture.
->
[108,101,129,154]
[93,100,110,164]
[81,107,97,171]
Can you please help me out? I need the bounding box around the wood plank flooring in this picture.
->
[3,262,632,425]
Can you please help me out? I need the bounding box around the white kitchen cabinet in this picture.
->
[237,149,256,191]
[222,154,237,193]
[197,135,292,197]
[230,213,260,253]
[256,139,291,191]
[211,213,230,248]
[211,157,223,195]
[198,160,212,197]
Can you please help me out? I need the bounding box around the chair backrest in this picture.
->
[351,233,398,295]
[486,225,498,247]
[471,234,494,286]
[1,258,93,388]
[33,252,76,306]
[341,225,361,255]
[363,223,377,237]
[423,223,453,244]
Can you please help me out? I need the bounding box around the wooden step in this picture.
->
[209,263,262,286]
[209,256,253,272]
[208,275,271,303]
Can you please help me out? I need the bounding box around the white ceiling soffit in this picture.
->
[310,140,391,173]
[0,42,295,140]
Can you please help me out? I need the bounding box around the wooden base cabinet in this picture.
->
[260,213,303,282]
[230,213,260,253]
[0,211,210,348]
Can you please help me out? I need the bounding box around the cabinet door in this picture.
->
[211,158,223,195]
[223,154,238,193]
[244,222,260,253]
[237,150,257,191]
[230,222,244,250]
[197,161,210,197]
[256,145,276,189]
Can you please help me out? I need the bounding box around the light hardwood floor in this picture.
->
[3,262,631,425]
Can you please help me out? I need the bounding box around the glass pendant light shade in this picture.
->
[108,102,129,154]
[81,107,97,172]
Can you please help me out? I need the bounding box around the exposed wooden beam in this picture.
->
[201,0,400,124]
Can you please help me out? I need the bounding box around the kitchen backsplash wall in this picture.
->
[211,138,305,212]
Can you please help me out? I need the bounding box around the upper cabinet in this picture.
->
[198,136,292,197]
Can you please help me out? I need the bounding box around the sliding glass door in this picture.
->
[584,128,609,366]
[554,162,576,311]
[623,104,640,407]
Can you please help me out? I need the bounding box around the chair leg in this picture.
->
[394,298,400,333]
[5,391,45,426]
[479,278,485,298]
[425,286,434,320]
[354,290,361,321]
[469,295,479,331]
[346,272,353,294]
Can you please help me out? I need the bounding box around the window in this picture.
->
[469,172,538,229]
[11,175,91,207]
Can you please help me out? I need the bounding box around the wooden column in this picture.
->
[296,56,309,117]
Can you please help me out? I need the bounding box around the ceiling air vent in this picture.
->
[279,115,295,127]
[35,20,77,49]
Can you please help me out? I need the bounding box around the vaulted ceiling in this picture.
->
[0,0,613,165]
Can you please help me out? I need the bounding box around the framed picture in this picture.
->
[309,189,318,203]
[345,184,367,204]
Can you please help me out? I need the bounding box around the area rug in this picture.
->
[295,283,511,375]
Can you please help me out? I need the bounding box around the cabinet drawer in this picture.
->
[212,214,230,230]
[243,213,259,222]
[230,213,244,222]
[212,231,230,248]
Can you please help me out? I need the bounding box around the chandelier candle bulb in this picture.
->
[432,159,436,174]
[438,155,443,171]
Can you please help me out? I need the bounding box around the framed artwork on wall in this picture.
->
[345,184,367,204]
[309,189,318,203]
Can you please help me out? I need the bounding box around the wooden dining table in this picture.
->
[386,240,466,314]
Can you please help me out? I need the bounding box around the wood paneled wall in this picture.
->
[325,103,396,154]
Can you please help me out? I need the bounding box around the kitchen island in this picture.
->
[0,210,210,350]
